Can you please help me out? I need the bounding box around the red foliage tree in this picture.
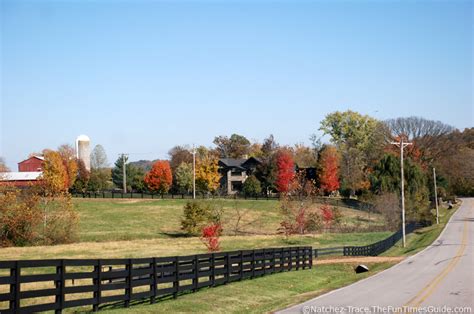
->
[144,160,173,194]
[200,223,222,252]
[319,146,340,194]
[320,204,334,226]
[276,151,295,193]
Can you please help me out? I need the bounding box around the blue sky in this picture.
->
[1,0,472,170]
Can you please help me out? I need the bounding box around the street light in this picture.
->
[391,136,412,248]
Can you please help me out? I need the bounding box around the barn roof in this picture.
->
[0,172,42,181]
[18,156,44,164]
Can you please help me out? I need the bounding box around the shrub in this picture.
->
[181,201,222,236]
[0,187,78,246]
[0,188,41,246]
[200,223,222,252]
[42,194,79,244]
[242,175,262,197]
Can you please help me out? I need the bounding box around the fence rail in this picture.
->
[0,247,312,313]
[312,222,424,258]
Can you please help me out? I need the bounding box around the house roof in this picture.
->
[219,158,247,168]
[0,172,42,181]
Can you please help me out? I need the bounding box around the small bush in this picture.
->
[0,187,79,247]
[181,201,222,236]
[0,188,41,246]
[242,175,262,197]
[42,194,79,244]
[200,223,222,252]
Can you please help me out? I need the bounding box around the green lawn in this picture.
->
[383,201,460,256]
[95,263,396,314]
[74,198,385,242]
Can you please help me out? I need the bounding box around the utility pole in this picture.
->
[120,153,129,194]
[192,145,196,199]
[433,167,439,224]
[391,137,412,248]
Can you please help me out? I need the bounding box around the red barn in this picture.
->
[18,156,44,172]
[0,172,42,187]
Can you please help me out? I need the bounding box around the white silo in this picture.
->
[76,135,91,171]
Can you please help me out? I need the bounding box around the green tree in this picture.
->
[112,155,145,192]
[175,162,193,194]
[320,111,387,196]
[242,175,262,197]
[213,134,251,158]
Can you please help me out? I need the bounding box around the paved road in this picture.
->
[278,198,474,314]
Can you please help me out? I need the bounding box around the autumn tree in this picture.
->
[213,134,251,158]
[42,150,69,195]
[0,157,9,172]
[196,155,220,193]
[144,160,173,194]
[385,117,456,164]
[320,110,386,196]
[168,146,193,171]
[275,150,295,194]
[72,160,90,193]
[57,144,78,189]
[174,162,193,194]
[293,144,318,168]
[319,146,340,195]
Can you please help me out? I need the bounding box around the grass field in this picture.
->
[74,198,385,242]
[96,262,396,314]
[0,198,454,313]
[384,200,460,257]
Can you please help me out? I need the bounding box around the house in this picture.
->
[218,157,261,195]
[18,156,44,172]
[0,171,42,187]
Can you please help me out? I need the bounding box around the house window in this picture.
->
[231,181,243,192]
[231,169,242,176]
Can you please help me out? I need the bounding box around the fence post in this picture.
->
[173,257,179,298]
[239,251,243,280]
[125,259,132,307]
[289,248,293,271]
[210,254,215,287]
[309,247,313,269]
[10,261,20,312]
[193,255,198,292]
[55,260,65,314]
[151,258,157,304]
[93,260,102,312]
[225,252,231,284]
[251,250,256,278]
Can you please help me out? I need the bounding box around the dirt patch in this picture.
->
[314,256,405,265]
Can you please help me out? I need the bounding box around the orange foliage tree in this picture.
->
[144,160,173,194]
[319,146,340,194]
[196,156,220,193]
[42,150,69,195]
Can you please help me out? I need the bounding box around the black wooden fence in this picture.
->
[313,222,423,258]
[343,222,420,256]
[0,247,312,313]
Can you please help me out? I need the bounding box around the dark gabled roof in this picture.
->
[219,158,247,168]
[241,157,262,168]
